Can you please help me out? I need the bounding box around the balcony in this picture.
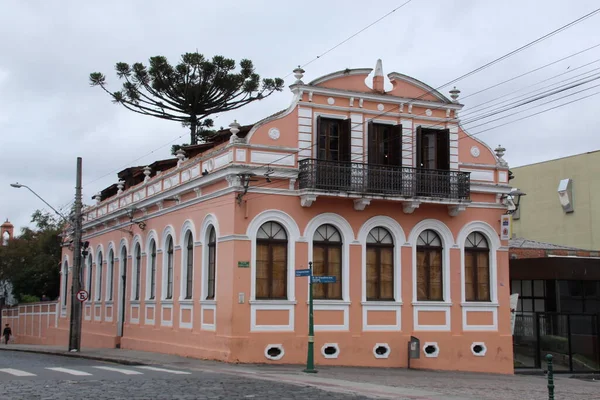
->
[298,159,470,212]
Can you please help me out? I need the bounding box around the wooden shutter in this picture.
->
[436,128,450,170]
[390,124,402,166]
[367,121,376,164]
[416,126,423,168]
[339,118,351,162]
[316,116,322,160]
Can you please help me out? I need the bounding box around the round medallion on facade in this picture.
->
[268,128,280,141]
[204,158,215,172]
[470,146,480,158]
[377,103,385,111]
[425,109,432,116]
[327,97,335,105]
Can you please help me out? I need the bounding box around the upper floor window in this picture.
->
[317,117,351,162]
[185,233,194,300]
[165,236,174,300]
[107,250,114,301]
[256,222,287,300]
[465,232,490,302]
[368,123,402,166]
[313,224,342,300]
[207,227,216,300]
[416,127,449,170]
[416,230,443,301]
[87,254,93,299]
[366,227,394,301]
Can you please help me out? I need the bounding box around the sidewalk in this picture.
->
[1,344,598,400]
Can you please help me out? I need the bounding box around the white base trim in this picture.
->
[200,300,216,331]
[250,302,294,332]
[314,303,349,332]
[130,302,140,324]
[144,303,155,325]
[84,304,92,321]
[413,303,451,331]
[361,302,402,331]
[179,302,193,329]
[160,302,173,327]
[462,304,498,331]
[93,304,102,322]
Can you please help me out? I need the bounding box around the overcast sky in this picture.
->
[1,0,599,232]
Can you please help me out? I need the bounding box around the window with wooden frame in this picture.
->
[166,236,174,300]
[108,250,114,301]
[313,224,343,300]
[416,127,450,170]
[416,230,443,301]
[464,232,490,302]
[185,233,194,300]
[316,117,351,162]
[368,123,402,166]
[134,244,141,300]
[207,227,216,300]
[149,240,156,300]
[97,252,103,301]
[256,222,288,300]
[366,227,394,301]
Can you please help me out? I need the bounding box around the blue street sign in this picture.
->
[311,275,337,284]
[295,269,311,277]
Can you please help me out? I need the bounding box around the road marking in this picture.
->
[93,366,143,375]
[46,367,92,376]
[0,368,36,377]
[137,366,191,375]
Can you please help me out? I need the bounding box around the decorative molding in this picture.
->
[264,344,285,361]
[413,304,451,331]
[321,343,340,359]
[425,109,432,116]
[377,103,384,111]
[471,342,487,357]
[402,200,420,214]
[373,343,391,359]
[448,204,467,217]
[423,342,440,358]
[250,303,294,332]
[268,128,280,141]
[470,146,480,158]
[327,97,335,105]
[300,194,317,207]
[353,198,370,211]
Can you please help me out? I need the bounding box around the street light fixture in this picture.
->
[10,182,69,223]
[503,189,526,215]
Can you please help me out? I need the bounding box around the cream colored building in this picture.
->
[511,149,600,250]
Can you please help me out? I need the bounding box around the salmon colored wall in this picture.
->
[388,80,440,102]
[315,73,373,93]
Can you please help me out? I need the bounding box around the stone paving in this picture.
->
[2,344,599,400]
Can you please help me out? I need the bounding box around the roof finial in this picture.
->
[373,59,385,93]
[374,59,383,77]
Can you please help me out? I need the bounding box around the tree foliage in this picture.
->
[0,211,63,302]
[90,52,284,145]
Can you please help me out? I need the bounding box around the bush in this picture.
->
[540,335,569,354]
[19,294,40,303]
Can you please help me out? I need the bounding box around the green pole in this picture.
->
[303,261,317,373]
[546,354,554,400]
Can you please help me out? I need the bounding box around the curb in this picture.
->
[0,347,148,366]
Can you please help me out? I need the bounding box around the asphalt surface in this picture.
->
[0,350,374,399]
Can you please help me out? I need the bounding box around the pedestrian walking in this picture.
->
[2,323,11,345]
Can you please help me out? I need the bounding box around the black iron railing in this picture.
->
[298,159,470,201]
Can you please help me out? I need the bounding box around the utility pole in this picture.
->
[68,157,83,352]
[303,261,317,373]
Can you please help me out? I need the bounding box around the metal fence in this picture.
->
[298,159,471,200]
[513,312,600,372]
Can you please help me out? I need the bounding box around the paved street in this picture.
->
[0,351,373,400]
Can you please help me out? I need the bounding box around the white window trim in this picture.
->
[200,214,219,301]
[144,230,158,301]
[61,256,69,308]
[116,238,129,335]
[407,219,455,305]
[357,216,406,303]
[304,213,354,303]
[131,242,143,301]
[105,244,115,302]
[161,225,176,301]
[247,210,300,302]
[180,226,195,301]
[94,245,104,302]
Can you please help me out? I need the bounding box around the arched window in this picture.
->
[366,227,394,301]
[416,230,443,301]
[149,240,156,300]
[207,227,216,299]
[313,224,342,300]
[107,249,114,301]
[185,233,194,299]
[256,222,287,299]
[87,254,93,300]
[134,244,141,300]
[166,236,174,299]
[62,261,69,306]
[465,232,490,302]
[96,252,103,301]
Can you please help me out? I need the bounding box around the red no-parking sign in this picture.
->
[76,290,89,302]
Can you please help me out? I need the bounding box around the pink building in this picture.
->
[52,60,514,373]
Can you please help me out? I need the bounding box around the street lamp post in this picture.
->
[10,157,84,352]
